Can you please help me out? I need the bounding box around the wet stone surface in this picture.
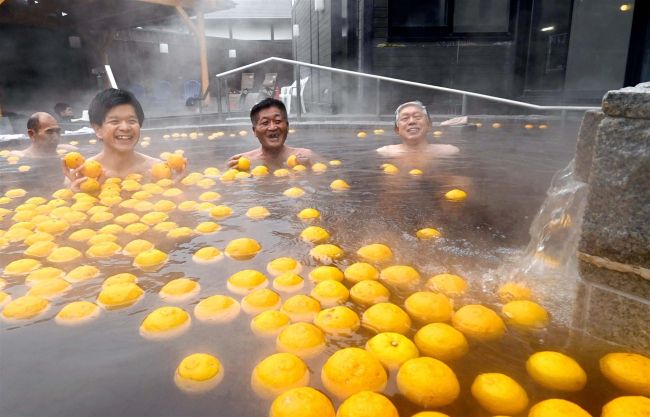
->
[574,110,604,183]
[579,116,650,267]
[602,81,650,119]
[575,269,650,353]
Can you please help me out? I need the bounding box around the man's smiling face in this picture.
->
[93,104,141,154]
[394,105,431,146]
[252,106,288,151]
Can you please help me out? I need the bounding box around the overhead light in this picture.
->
[136,26,143,29]
[540,26,555,32]
[61,11,67,16]
[619,3,632,11]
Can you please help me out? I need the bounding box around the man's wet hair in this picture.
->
[394,101,431,127]
[54,102,70,115]
[250,98,288,125]
[89,88,145,126]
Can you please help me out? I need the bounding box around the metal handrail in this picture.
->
[215,57,600,117]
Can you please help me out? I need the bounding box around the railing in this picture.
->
[214,57,600,120]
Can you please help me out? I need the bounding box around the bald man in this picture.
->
[13,112,74,157]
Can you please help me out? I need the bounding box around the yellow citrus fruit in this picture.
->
[337,391,399,417]
[309,243,344,264]
[165,153,187,171]
[286,154,298,168]
[241,288,282,314]
[251,352,309,399]
[528,399,592,417]
[365,332,419,370]
[174,353,223,393]
[250,310,291,337]
[2,295,49,320]
[103,273,137,288]
[150,162,172,180]
[444,188,467,202]
[526,351,587,392]
[27,278,71,299]
[600,352,650,395]
[63,152,85,169]
[267,257,302,276]
[133,249,168,270]
[269,387,335,417]
[413,322,469,362]
[357,243,393,263]
[411,413,450,417]
[139,306,191,339]
[193,295,240,323]
[452,304,506,341]
[344,262,379,283]
[498,281,534,301]
[416,228,442,239]
[310,279,349,307]
[47,246,82,263]
[55,301,100,326]
[276,322,326,359]
[66,265,100,283]
[397,357,460,408]
[237,156,251,171]
[246,206,270,219]
[379,265,421,290]
[362,302,411,334]
[297,208,320,220]
[81,160,102,178]
[350,280,390,306]
[159,278,200,302]
[502,300,550,330]
[404,291,453,323]
[314,306,360,336]
[426,273,467,296]
[309,265,344,282]
[471,373,529,415]
[224,237,261,260]
[281,294,321,322]
[601,396,650,417]
[251,165,269,176]
[300,226,330,244]
[227,269,268,295]
[330,179,350,191]
[96,283,144,309]
[79,177,101,194]
[321,347,387,400]
[273,273,305,293]
[192,246,223,264]
[311,162,328,173]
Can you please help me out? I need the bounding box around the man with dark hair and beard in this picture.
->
[226,98,317,170]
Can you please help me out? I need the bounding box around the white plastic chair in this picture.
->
[280,77,309,114]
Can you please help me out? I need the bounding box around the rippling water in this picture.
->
[0,122,632,417]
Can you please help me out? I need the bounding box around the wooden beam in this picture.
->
[196,9,211,104]
[175,4,198,37]
[136,0,199,9]
[0,0,7,7]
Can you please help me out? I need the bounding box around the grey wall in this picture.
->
[564,0,635,101]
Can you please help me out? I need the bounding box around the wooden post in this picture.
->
[175,4,211,105]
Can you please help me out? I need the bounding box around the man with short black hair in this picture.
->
[63,88,161,189]
[227,98,316,169]
[54,102,74,122]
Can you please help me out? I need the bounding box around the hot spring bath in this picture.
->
[0,121,645,417]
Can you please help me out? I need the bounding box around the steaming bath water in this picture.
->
[0,122,644,417]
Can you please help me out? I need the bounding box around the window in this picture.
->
[388,0,513,41]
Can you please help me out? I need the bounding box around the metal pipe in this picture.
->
[294,64,302,121]
[461,94,468,115]
[375,79,381,117]
[215,57,600,112]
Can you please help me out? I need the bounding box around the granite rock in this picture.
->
[574,110,605,182]
[579,117,650,267]
[602,82,650,119]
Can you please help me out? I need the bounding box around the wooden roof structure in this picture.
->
[0,0,234,30]
[1,0,236,102]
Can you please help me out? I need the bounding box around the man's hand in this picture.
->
[226,154,242,168]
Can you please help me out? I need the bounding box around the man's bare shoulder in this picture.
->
[376,144,403,155]
[427,144,459,156]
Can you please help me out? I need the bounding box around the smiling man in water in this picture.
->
[227,98,316,169]
[377,101,459,157]
[63,88,161,189]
